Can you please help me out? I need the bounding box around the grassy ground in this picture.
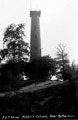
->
[0,79,40,92]
[0,80,77,119]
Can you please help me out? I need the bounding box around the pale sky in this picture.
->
[0,0,78,63]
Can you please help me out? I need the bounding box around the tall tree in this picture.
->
[3,24,30,62]
[55,43,69,80]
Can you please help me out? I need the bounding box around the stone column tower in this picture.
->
[30,10,41,60]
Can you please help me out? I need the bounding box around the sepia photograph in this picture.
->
[0,0,78,119]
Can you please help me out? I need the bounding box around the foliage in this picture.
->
[55,43,69,80]
[0,49,8,62]
[62,65,73,81]
[70,61,78,81]
[0,23,30,87]
[3,24,25,44]
[2,23,30,62]
[24,56,56,80]
[0,60,26,87]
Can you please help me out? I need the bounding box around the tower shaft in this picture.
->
[30,11,41,60]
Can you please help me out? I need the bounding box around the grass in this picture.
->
[0,79,77,120]
[0,79,42,92]
[0,80,77,118]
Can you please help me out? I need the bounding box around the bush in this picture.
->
[24,56,56,80]
[0,61,26,87]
